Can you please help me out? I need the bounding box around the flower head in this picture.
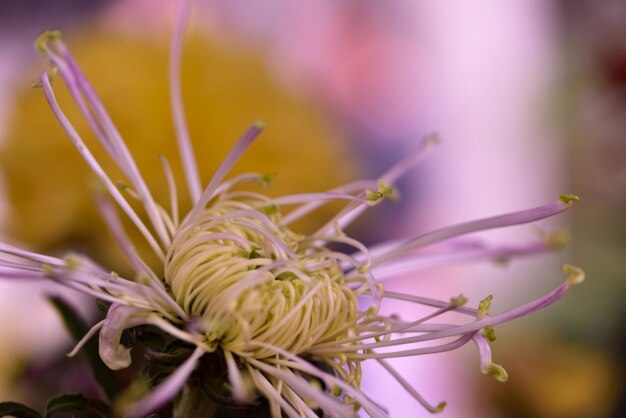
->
[0,2,584,417]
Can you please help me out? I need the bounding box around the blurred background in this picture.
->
[0,0,624,417]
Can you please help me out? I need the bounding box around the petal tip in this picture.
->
[433,401,447,413]
[559,194,580,205]
[254,119,267,130]
[482,363,509,382]
[34,30,62,52]
[562,264,585,285]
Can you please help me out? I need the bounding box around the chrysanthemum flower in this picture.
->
[0,2,583,417]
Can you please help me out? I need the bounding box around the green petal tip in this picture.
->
[433,401,447,413]
[562,264,585,285]
[478,295,493,312]
[483,363,508,382]
[543,229,571,250]
[450,294,468,307]
[258,173,277,188]
[482,325,496,342]
[34,30,62,52]
[559,194,580,204]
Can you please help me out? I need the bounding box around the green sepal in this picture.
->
[0,402,42,418]
[44,393,108,418]
[47,296,118,399]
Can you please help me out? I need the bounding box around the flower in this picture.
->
[0,3,583,417]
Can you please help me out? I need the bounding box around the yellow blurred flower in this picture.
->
[1,29,353,276]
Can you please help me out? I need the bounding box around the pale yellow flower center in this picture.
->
[164,199,360,358]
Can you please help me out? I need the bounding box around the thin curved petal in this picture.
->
[99,304,152,370]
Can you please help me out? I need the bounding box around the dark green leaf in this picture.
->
[0,401,42,418]
[44,393,108,418]
[47,295,117,399]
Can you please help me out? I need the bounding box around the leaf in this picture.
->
[44,393,108,418]
[0,401,42,418]
[47,296,118,399]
